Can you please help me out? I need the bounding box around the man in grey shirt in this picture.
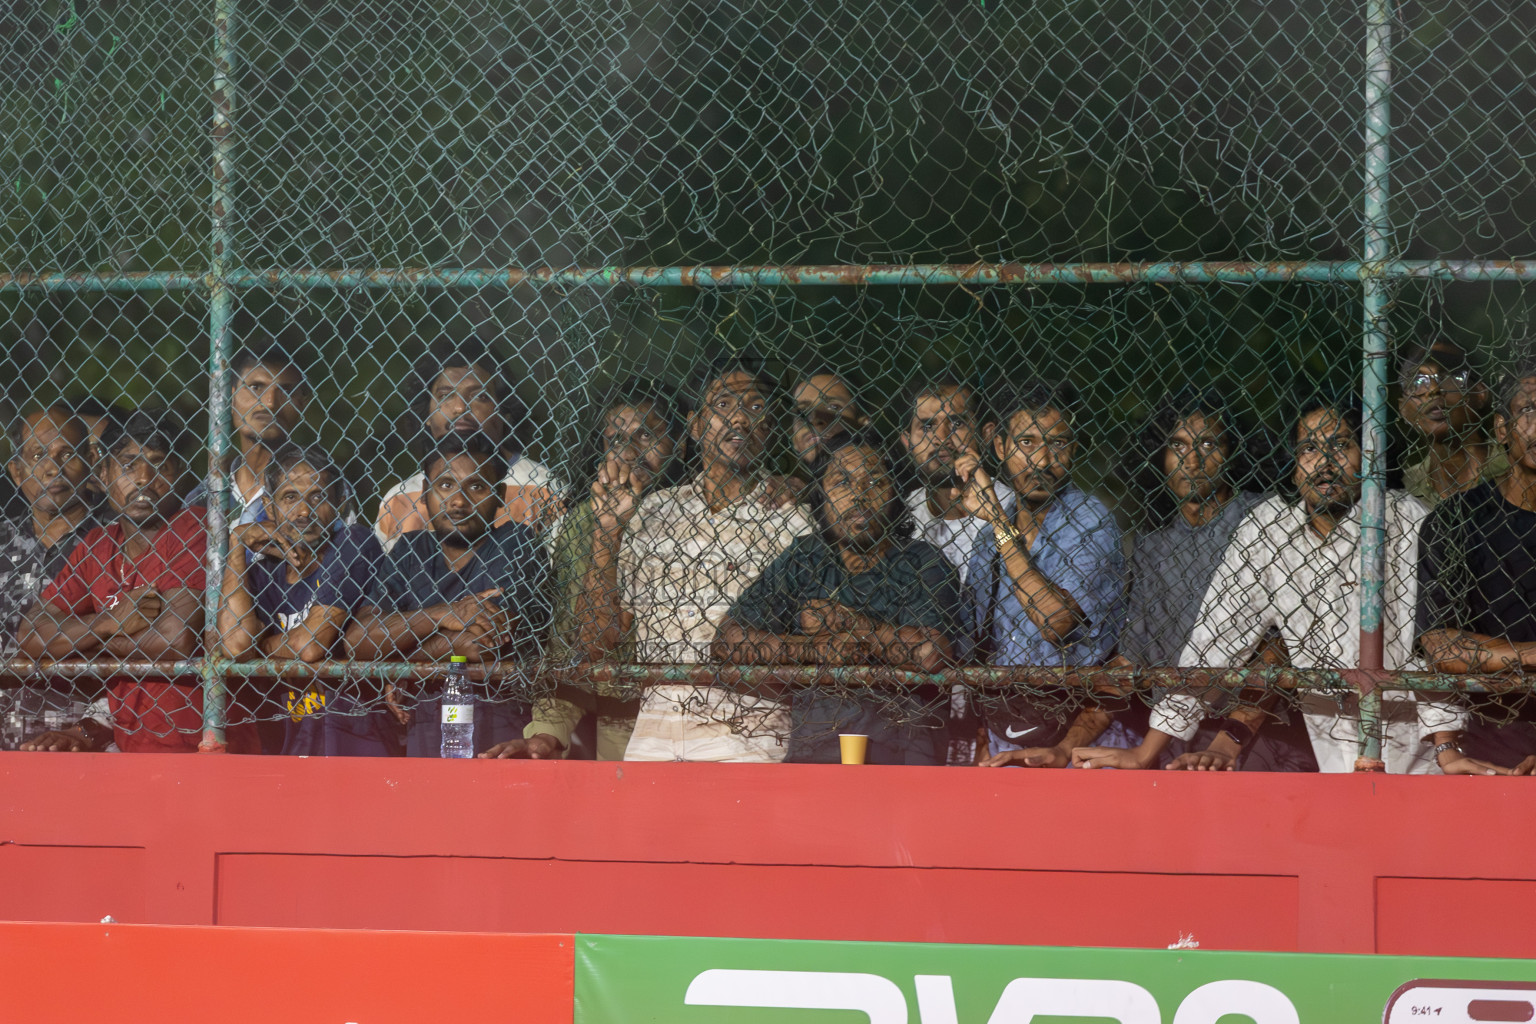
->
[1075,389,1315,771]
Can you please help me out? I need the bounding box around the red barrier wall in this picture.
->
[0,922,572,1024]
[3,753,1535,957]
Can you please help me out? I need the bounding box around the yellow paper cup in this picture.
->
[839,733,869,765]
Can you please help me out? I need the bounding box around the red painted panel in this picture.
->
[217,854,1298,950]
[5,754,1536,954]
[1377,878,1536,959]
[0,921,573,1024]
[0,845,145,923]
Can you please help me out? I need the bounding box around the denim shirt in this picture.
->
[965,484,1125,666]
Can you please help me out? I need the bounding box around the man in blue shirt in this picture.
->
[956,380,1126,767]
[218,442,388,756]
[346,434,551,757]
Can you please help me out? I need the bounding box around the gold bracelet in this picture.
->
[994,521,1021,547]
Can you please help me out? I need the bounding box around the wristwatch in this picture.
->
[74,719,108,752]
[1216,717,1254,748]
[1432,740,1462,762]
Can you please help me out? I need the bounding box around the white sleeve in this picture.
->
[1415,694,1467,739]
[1383,492,1431,672]
[83,697,113,729]
[1155,510,1270,742]
[1176,511,1269,670]
[1148,692,1206,742]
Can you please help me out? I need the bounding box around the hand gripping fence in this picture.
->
[3,0,1536,769]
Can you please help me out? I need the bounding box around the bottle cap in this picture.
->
[449,655,468,664]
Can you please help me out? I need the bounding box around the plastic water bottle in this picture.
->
[439,655,476,759]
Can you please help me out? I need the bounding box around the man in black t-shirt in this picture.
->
[346,434,551,757]
[714,434,962,764]
[1417,363,1536,773]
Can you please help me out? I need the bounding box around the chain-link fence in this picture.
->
[3,0,1536,771]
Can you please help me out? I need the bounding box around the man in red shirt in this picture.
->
[19,409,256,753]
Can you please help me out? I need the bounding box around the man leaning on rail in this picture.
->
[19,409,262,753]
[1072,388,1316,772]
[218,442,390,756]
[1101,393,1494,775]
[3,406,109,749]
[347,433,550,757]
[955,379,1127,769]
[1416,360,1536,775]
[3,407,105,661]
[712,432,964,765]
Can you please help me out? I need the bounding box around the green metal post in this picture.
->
[1357,689,1385,769]
[1356,0,1393,770]
[199,0,237,752]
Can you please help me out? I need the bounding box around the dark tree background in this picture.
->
[3,0,1535,514]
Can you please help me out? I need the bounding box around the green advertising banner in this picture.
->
[575,934,1536,1023]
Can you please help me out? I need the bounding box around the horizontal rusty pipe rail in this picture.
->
[9,261,1536,293]
[0,658,1526,694]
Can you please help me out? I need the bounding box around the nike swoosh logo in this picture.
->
[1004,725,1039,739]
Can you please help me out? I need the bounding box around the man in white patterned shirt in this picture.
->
[573,359,813,761]
[1155,396,1492,774]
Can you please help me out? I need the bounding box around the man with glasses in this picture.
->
[1141,396,1488,774]
[1398,340,1506,505]
[1,408,105,661]
[4,407,113,751]
[1417,362,1536,774]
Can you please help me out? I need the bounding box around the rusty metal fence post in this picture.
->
[197,0,237,752]
[1355,0,1395,771]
